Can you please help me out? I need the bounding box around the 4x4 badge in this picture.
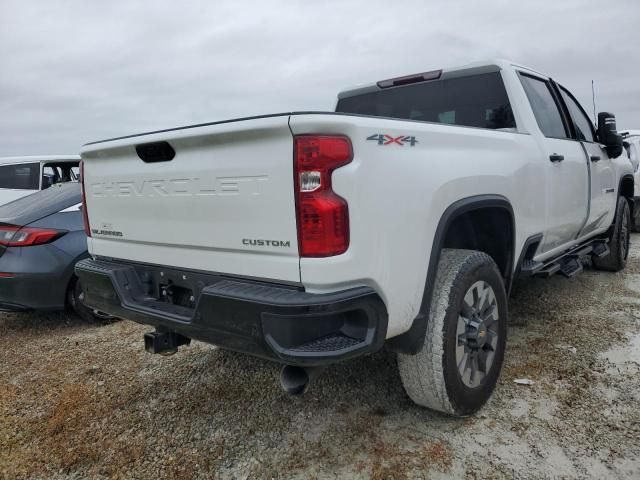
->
[367,134,418,146]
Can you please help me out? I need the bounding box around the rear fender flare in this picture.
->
[387,194,514,354]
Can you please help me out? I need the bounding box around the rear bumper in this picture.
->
[0,242,79,312]
[0,272,67,312]
[0,291,32,312]
[75,258,388,366]
[0,273,68,312]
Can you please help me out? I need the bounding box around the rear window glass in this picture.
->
[336,72,516,130]
[0,163,40,190]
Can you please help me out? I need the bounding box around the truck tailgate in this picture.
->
[81,115,300,283]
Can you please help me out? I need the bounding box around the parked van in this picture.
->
[0,155,80,206]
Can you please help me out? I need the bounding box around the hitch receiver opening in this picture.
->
[144,330,191,354]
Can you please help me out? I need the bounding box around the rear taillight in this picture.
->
[80,160,91,237]
[294,135,352,257]
[0,225,66,247]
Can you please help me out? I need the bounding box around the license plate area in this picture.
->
[159,283,194,309]
[130,264,210,312]
[104,258,301,322]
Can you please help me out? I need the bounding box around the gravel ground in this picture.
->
[2,239,640,479]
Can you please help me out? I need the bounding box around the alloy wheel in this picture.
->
[455,280,499,388]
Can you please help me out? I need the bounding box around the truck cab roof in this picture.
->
[337,59,549,100]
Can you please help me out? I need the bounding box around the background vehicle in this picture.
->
[76,59,632,416]
[621,130,640,230]
[0,182,100,321]
[0,155,80,206]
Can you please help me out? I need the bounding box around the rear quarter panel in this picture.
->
[290,114,545,338]
[0,210,86,310]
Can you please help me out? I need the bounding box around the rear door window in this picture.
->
[336,72,516,130]
[519,74,569,139]
[0,163,40,190]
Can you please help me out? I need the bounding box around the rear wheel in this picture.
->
[593,196,630,272]
[631,202,640,233]
[67,277,114,322]
[397,249,507,416]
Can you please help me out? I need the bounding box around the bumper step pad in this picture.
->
[286,333,361,353]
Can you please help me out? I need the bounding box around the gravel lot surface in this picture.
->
[2,238,640,479]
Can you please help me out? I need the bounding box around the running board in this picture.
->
[535,263,561,277]
[520,259,544,275]
[592,242,610,258]
[521,239,609,279]
[559,257,583,278]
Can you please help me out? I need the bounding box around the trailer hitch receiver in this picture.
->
[144,330,191,355]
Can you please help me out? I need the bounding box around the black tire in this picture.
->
[593,196,630,272]
[631,199,640,233]
[397,249,508,417]
[67,277,102,322]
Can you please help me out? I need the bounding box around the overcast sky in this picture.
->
[1,0,639,156]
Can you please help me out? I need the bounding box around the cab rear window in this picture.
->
[336,72,516,130]
[0,163,40,190]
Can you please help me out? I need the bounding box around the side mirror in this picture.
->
[597,112,623,158]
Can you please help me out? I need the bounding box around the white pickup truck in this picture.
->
[76,59,632,416]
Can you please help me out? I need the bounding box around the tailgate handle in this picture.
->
[136,141,175,163]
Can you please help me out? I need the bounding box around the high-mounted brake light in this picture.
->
[294,135,352,257]
[80,160,91,237]
[0,225,66,247]
[376,69,442,88]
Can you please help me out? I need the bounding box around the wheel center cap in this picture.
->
[467,317,488,349]
[478,324,487,342]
